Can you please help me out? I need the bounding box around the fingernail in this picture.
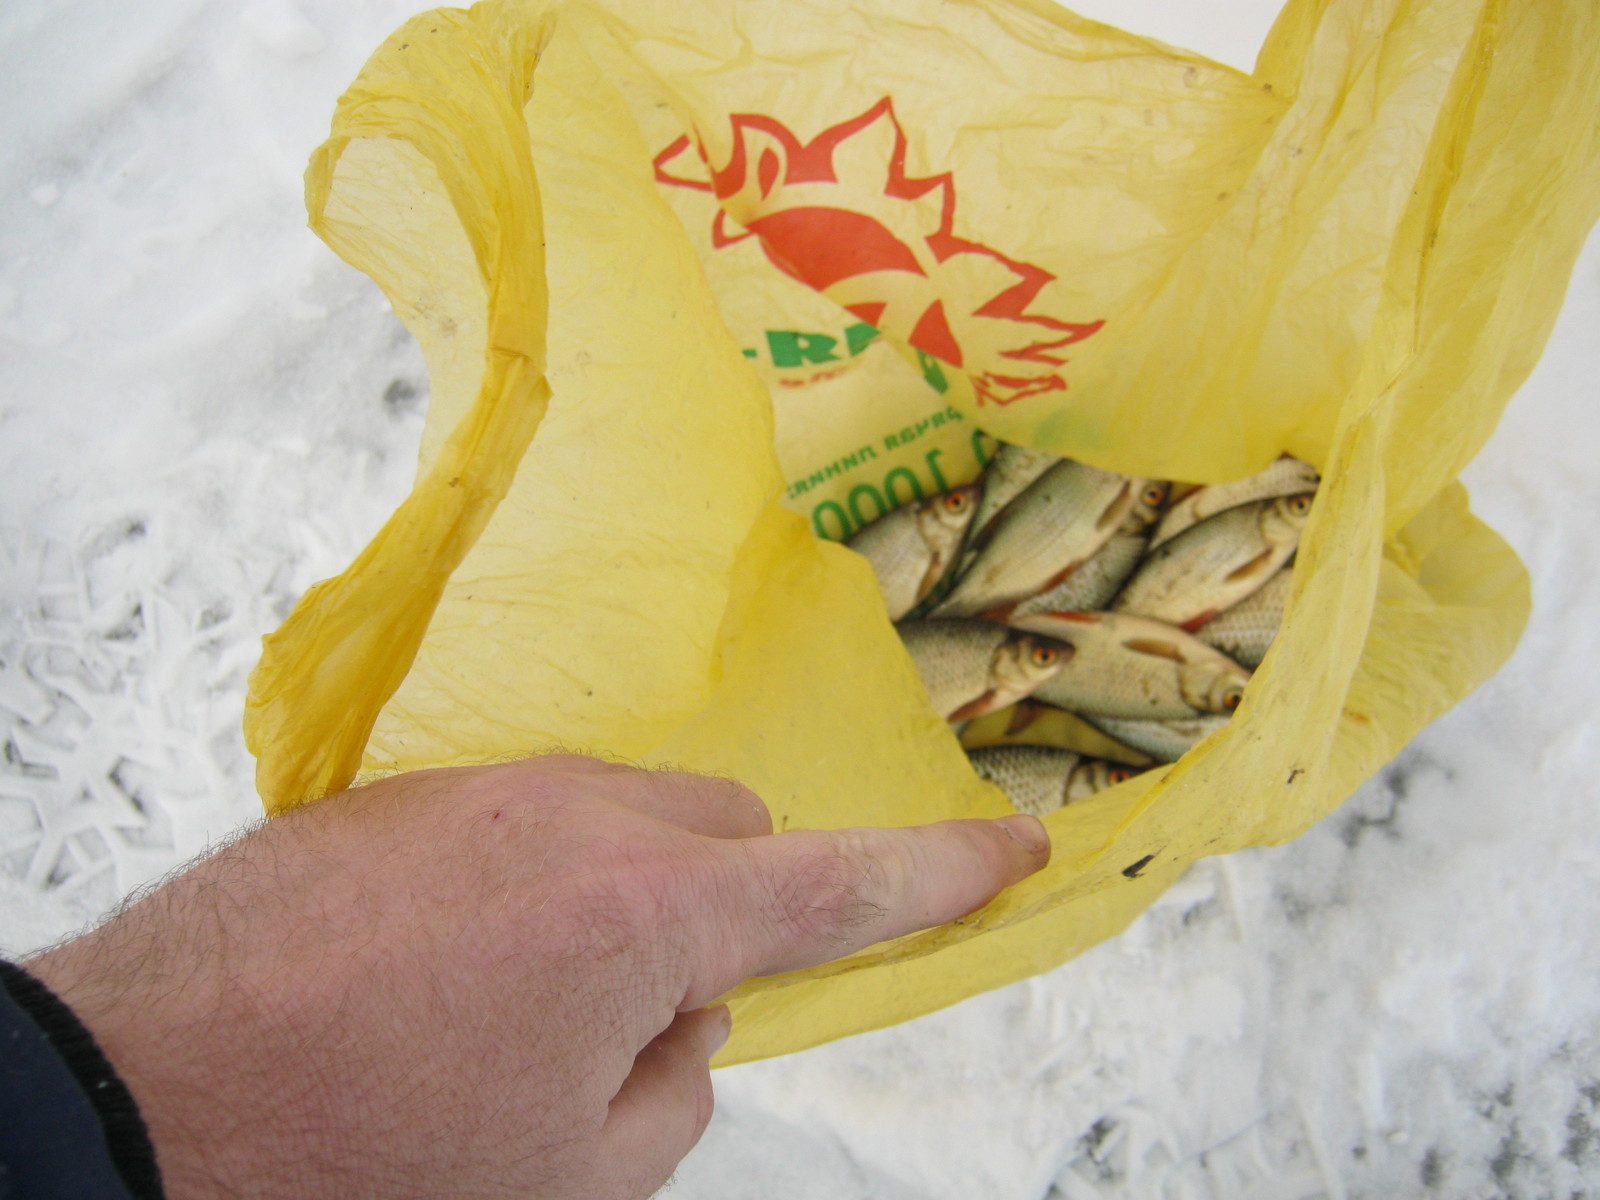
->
[995,813,1050,857]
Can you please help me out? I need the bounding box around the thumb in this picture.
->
[596,1005,731,1197]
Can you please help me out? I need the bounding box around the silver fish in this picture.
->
[959,701,1154,767]
[1193,565,1293,668]
[968,745,1142,816]
[963,444,1061,552]
[997,496,1165,620]
[934,463,1158,618]
[1003,531,1146,617]
[1149,456,1320,549]
[846,486,979,620]
[898,619,1070,721]
[1083,713,1231,764]
[1112,493,1313,630]
[1009,610,1251,719]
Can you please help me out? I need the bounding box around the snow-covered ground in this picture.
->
[3,2,1596,1197]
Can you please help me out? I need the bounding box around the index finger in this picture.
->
[685,814,1049,1007]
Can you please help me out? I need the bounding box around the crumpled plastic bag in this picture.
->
[245,0,1600,1064]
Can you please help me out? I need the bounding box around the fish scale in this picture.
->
[846,487,977,620]
[1006,528,1148,619]
[968,745,1136,816]
[934,459,1139,618]
[963,444,1059,554]
[1193,567,1292,668]
[1149,456,1320,548]
[847,508,930,619]
[899,620,1008,718]
[1084,713,1231,763]
[897,619,1066,720]
[1009,611,1250,720]
[1112,494,1309,629]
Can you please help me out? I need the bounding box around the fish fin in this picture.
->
[1224,548,1275,583]
[1096,481,1134,530]
[1005,705,1041,735]
[1041,610,1099,623]
[1041,560,1085,591]
[980,603,1018,623]
[1123,637,1188,662]
[966,515,1003,557]
[1181,611,1218,632]
[949,691,998,722]
[915,555,947,600]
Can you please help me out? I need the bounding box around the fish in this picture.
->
[1193,565,1293,668]
[968,745,1143,816]
[965,444,1061,550]
[1148,456,1320,549]
[1082,713,1232,764]
[1007,610,1251,719]
[897,619,1070,721]
[959,701,1154,767]
[845,486,979,620]
[997,496,1164,620]
[933,462,1159,618]
[918,446,1061,617]
[1111,493,1313,630]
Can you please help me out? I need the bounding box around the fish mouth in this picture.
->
[1179,662,1249,712]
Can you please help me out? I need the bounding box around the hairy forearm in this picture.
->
[27,833,385,1199]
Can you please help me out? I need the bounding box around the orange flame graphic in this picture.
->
[655,98,1103,406]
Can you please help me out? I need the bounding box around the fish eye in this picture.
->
[1031,645,1059,667]
[1223,691,1242,711]
[944,492,969,512]
[1109,768,1132,784]
[1143,484,1168,507]
[1289,494,1313,514]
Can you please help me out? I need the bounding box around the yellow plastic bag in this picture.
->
[245,0,1600,1064]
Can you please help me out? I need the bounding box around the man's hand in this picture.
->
[25,755,1050,1200]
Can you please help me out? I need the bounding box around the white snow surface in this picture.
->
[2,2,1597,1197]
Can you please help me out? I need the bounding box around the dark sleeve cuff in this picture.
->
[0,958,165,1200]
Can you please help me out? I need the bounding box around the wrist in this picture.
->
[24,913,357,1200]
[0,958,166,1199]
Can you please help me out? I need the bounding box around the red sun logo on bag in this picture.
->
[654,97,1103,406]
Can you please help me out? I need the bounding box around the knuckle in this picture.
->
[451,766,571,826]
[550,839,698,963]
[772,835,891,945]
[648,768,775,834]
[463,754,632,812]
[607,849,690,927]
[698,774,773,831]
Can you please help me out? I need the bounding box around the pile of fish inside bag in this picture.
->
[846,447,1320,817]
